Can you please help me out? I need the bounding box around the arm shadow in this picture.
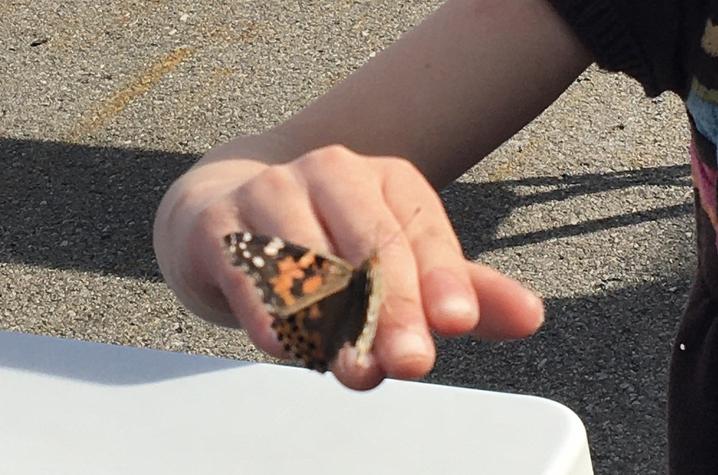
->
[1,136,690,279]
[1,137,197,279]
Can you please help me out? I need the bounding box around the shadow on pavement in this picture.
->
[436,168,692,474]
[1,137,692,278]
[1,137,694,473]
[0,137,196,279]
[427,272,689,474]
[441,164,691,257]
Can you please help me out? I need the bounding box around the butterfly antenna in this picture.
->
[376,206,422,251]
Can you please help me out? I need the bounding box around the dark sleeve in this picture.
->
[547,0,689,97]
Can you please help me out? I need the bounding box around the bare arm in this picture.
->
[156,0,593,388]
[205,0,592,186]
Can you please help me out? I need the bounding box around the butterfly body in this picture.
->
[224,232,381,372]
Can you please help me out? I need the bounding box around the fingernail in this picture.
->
[334,346,353,374]
[386,332,431,363]
[336,345,372,373]
[434,294,476,321]
[528,292,546,325]
[425,269,478,322]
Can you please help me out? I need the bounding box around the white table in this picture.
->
[0,331,593,474]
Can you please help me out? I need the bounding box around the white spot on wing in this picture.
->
[252,256,265,268]
[264,237,285,256]
[225,234,238,254]
[239,241,248,250]
[242,232,253,242]
[242,250,251,259]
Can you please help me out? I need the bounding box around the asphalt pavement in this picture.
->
[0,1,694,473]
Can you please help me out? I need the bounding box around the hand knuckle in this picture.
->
[316,143,351,157]
[248,165,297,194]
[190,203,225,242]
[300,144,355,169]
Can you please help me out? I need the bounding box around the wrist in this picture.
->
[198,129,299,167]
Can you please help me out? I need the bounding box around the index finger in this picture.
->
[293,148,436,384]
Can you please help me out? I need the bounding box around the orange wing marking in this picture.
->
[269,256,307,306]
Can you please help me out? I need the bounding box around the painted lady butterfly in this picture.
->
[224,232,381,372]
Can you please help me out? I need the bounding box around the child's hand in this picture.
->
[154,137,544,390]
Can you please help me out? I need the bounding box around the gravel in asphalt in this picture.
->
[1,2,694,473]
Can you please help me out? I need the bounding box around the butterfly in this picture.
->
[224,232,381,372]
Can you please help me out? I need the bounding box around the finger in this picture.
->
[219,269,288,356]
[375,158,479,336]
[237,165,334,253]
[371,237,436,380]
[186,196,286,357]
[295,147,436,382]
[217,165,341,358]
[466,262,545,340]
[330,347,385,390]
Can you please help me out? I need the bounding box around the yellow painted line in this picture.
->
[67,47,193,140]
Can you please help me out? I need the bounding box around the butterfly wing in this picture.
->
[224,232,380,372]
[270,273,370,372]
[224,232,353,316]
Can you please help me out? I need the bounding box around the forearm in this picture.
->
[203,0,591,186]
